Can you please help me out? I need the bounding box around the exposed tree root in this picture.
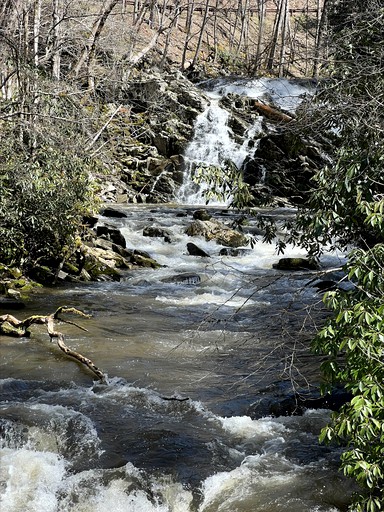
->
[0,306,107,383]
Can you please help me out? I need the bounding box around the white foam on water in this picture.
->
[198,452,301,512]
[70,480,169,512]
[220,415,288,441]
[155,292,260,308]
[0,447,66,512]
[215,77,314,113]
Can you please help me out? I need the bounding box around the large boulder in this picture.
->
[185,218,248,248]
[243,131,332,205]
[96,225,126,248]
[119,70,208,125]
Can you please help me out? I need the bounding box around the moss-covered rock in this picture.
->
[186,219,248,248]
[273,257,319,271]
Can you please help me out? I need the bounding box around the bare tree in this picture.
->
[278,0,289,76]
[181,0,195,70]
[191,0,210,67]
[254,0,266,72]
[71,0,120,88]
[313,0,328,78]
[267,0,285,71]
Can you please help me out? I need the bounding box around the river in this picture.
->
[0,78,355,511]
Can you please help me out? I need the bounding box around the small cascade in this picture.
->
[177,77,314,206]
[177,100,262,205]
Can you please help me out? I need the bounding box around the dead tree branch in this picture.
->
[0,306,107,383]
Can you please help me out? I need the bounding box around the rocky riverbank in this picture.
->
[1,69,334,303]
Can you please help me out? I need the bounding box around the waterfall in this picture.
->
[177,77,314,206]
[177,100,262,205]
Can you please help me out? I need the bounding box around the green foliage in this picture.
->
[0,144,98,271]
[292,148,384,257]
[192,159,253,209]
[314,244,384,511]
[288,2,384,256]
[0,79,102,274]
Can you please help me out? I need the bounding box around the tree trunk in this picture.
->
[181,0,195,69]
[71,0,119,87]
[267,0,284,71]
[33,0,41,66]
[51,0,62,79]
[255,0,266,72]
[313,0,328,78]
[278,0,289,77]
[191,0,210,67]
[237,0,249,55]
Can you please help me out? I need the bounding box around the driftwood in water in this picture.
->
[0,306,107,383]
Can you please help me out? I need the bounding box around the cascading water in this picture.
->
[177,77,314,206]
[177,101,262,205]
[1,79,353,512]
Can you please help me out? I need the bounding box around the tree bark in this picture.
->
[267,0,284,71]
[191,0,210,67]
[255,0,266,72]
[71,0,119,87]
[0,306,107,383]
[313,0,328,78]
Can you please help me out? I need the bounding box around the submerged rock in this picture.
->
[273,257,319,271]
[193,209,212,221]
[161,273,201,285]
[248,385,352,419]
[143,226,172,242]
[219,248,252,256]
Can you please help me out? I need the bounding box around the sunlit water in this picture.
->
[177,77,314,205]
[0,204,354,511]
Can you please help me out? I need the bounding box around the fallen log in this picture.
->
[0,306,107,383]
[252,101,294,123]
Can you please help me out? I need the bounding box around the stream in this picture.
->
[0,78,356,511]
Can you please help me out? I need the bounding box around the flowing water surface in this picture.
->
[1,205,354,512]
[1,78,355,511]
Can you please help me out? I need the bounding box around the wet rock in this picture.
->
[100,207,128,218]
[244,132,331,205]
[161,273,201,285]
[0,297,26,310]
[273,257,319,271]
[83,215,99,228]
[79,245,126,281]
[219,248,252,257]
[248,385,352,419]
[312,280,337,292]
[186,219,248,248]
[5,288,21,300]
[96,225,127,248]
[129,253,161,268]
[187,242,210,257]
[193,209,212,221]
[143,226,172,242]
[28,265,56,285]
[112,245,153,261]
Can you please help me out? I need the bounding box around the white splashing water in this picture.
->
[177,101,262,205]
[177,78,314,205]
